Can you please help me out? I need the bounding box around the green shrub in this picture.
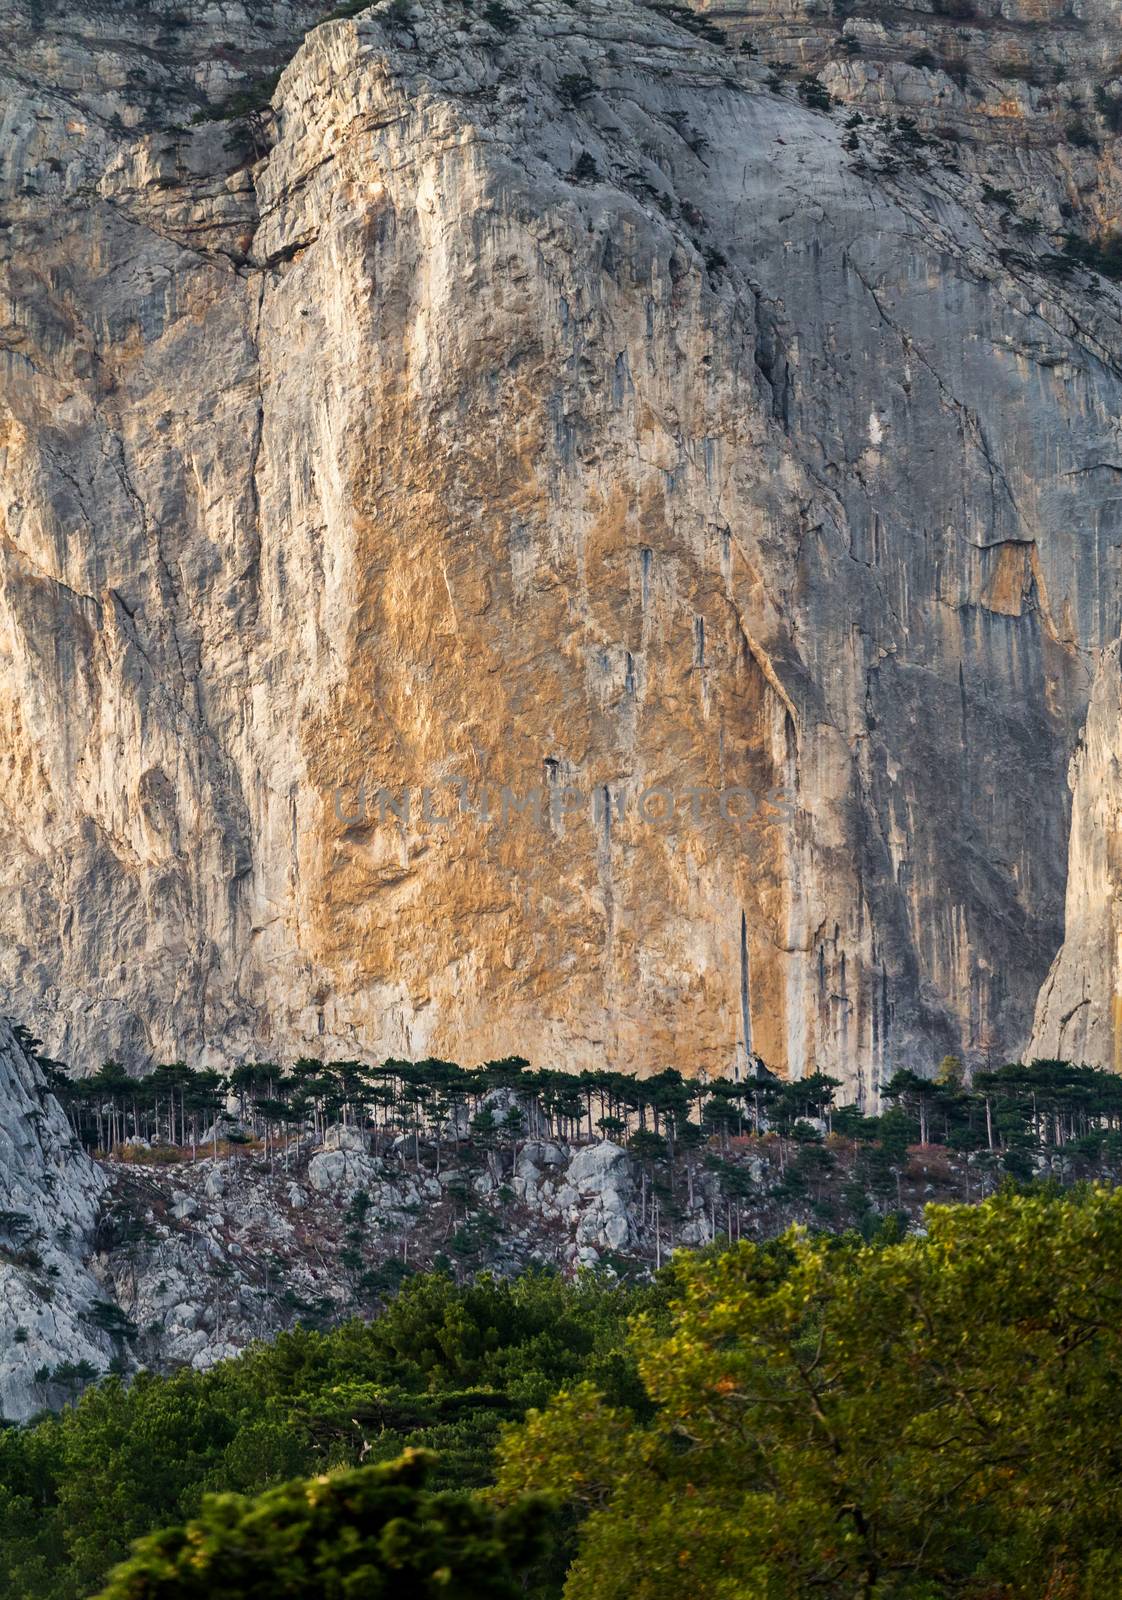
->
[982,181,1017,209]
[191,71,281,124]
[569,151,600,183]
[94,1450,550,1599]
[497,1186,1122,1599]
[798,76,832,110]
[482,0,518,32]
[1067,117,1098,149]
[1061,229,1122,281]
[1095,85,1122,133]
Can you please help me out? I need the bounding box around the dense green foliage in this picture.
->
[497,1183,1122,1598]
[11,1187,1122,1597]
[93,1450,548,1600]
[0,1273,653,1600]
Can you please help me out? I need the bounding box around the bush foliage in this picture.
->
[10,1189,1122,1597]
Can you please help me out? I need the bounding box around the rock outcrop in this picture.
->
[711,0,1122,230]
[566,1139,640,1256]
[0,1022,109,1421]
[88,1128,664,1391]
[3,0,1122,1087]
[512,1136,641,1259]
[307,1124,387,1195]
[1031,641,1122,1068]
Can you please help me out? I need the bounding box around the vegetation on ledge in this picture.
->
[26,1016,1122,1178]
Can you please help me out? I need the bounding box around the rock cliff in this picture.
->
[0,1021,108,1422]
[1031,640,1122,1066]
[3,0,1122,1088]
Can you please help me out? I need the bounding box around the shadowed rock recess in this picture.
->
[3,0,1122,1091]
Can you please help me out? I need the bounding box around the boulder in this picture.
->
[320,1124,369,1154]
[678,1216,713,1247]
[566,1139,634,1195]
[563,1142,638,1254]
[516,1140,568,1180]
[480,1087,527,1126]
[306,1148,383,1195]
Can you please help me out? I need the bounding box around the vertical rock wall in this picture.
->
[2,0,1121,1087]
[0,1021,108,1422]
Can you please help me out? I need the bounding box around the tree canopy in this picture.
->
[11,1187,1122,1598]
[0,1271,651,1600]
[496,1183,1122,1598]
[93,1449,549,1600]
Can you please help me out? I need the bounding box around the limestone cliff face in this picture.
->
[0,1022,108,1422]
[710,0,1122,231]
[2,0,1122,1090]
[1032,641,1122,1067]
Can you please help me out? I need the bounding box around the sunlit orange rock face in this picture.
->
[3,0,1122,1092]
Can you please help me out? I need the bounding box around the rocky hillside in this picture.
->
[2,0,1122,1088]
[7,1020,1120,1422]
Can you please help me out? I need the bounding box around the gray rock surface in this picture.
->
[307,1142,384,1195]
[568,1140,639,1252]
[1031,641,1122,1068]
[0,1022,109,1421]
